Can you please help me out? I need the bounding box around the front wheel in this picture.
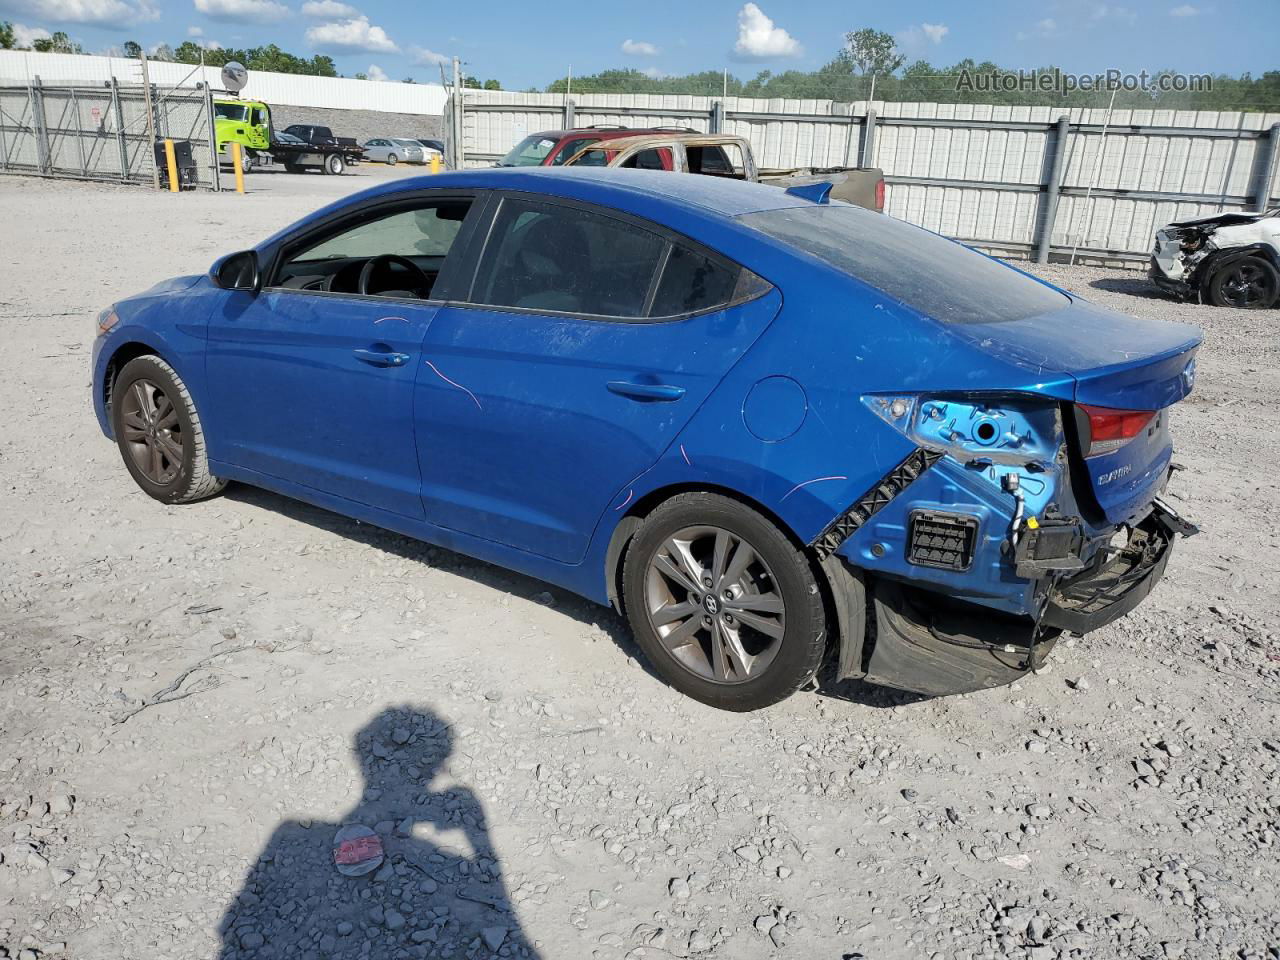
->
[325,153,345,175]
[386,153,398,166]
[111,355,226,504]
[1206,255,1280,309]
[622,492,827,711]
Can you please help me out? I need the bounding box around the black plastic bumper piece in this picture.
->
[1041,506,1180,634]
[856,580,1055,697]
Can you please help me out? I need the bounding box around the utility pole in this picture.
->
[722,68,728,99]
[451,56,463,170]
[140,52,160,190]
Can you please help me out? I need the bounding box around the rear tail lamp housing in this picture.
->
[1077,404,1155,458]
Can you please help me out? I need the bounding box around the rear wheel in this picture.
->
[622,492,827,711]
[1206,255,1280,309]
[325,153,345,176]
[111,355,225,504]
[386,153,398,166]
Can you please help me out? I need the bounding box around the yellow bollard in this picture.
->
[430,154,441,174]
[231,142,245,194]
[163,138,179,193]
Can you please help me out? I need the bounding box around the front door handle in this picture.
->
[607,380,686,402]
[354,348,409,367]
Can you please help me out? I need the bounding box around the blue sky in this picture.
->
[1,0,1274,89]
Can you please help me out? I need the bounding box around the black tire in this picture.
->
[240,150,252,174]
[110,355,226,504]
[325,154,345,176]
[386,153,398,166]
[622,492,827,711]
[1206,255,1280,309]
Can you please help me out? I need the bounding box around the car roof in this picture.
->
[528,126,694,142]
[343,167,810,221]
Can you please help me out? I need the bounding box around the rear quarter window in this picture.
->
[740,205,1068,324]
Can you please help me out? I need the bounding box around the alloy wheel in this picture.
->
[1221,261,1277,307]
[119,378,183,485]
[643,525,786,684]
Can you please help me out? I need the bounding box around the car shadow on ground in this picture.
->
[813,664,934,709]
[218,705,541,959]
[222,484,666,684]
[1088,276,1172,301]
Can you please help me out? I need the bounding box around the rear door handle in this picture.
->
[353,348,409,367]
[607,380,686,402]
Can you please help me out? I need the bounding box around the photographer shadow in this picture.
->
[217,706,540,959]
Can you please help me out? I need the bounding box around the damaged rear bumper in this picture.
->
[835,501,1193,697]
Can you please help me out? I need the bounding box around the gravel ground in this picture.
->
[1,174,1277,960]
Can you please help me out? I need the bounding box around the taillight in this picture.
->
[1078,404,1155,458]
[874,178,885,212]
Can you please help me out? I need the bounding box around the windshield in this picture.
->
[215,103,247,122]
[497,135,558,167]
[740,205,1069,325]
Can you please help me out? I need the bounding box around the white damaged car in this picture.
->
[1149,207,1279,309]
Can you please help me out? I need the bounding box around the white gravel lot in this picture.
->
[1,172,1277,960]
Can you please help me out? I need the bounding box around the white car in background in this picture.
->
[362,138,426,165]
[1149,207,1280,309]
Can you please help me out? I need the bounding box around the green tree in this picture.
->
[483,78,501,90]
[354,72,368,80]
[123,39,141,58]
[0,20,16,49]
[32,31,84,55]
[836,28,905,76]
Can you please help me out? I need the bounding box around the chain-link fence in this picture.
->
[0,75,221,189]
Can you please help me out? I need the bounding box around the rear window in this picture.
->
[739,205,1068,324]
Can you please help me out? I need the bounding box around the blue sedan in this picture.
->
[91,168,1201,710]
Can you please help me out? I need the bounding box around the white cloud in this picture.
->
[192,0,287,24]
[301,0,358,17]
[12,22,52,46]
[186,24,203,35]
[920,22,948,44]
[305,15,397,52]
[621,38,659,56]
[409,45,449,67]
[731,2,801,60]
[2,0,157,25]
[1170,3,1199,14]
[1090,4,1137,23]
[365,63,388,81]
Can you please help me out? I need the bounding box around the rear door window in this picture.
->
[466,196,766,320]
[649,244,742,317]
[468,197,666,317]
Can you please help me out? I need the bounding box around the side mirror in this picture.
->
[214,250,260,292]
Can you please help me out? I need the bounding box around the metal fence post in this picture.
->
[450,56,464,170]
[109,78,128,181]
[202,80,221,191]
[30,76,49,174]
[0,91,9,172]
[563,97,575,130]
[860,108,877,167]
[1257,122,1280,213]
[710,100,724,135]
[1035,116,1071,264]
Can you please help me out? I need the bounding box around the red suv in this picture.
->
[495,126,693,168]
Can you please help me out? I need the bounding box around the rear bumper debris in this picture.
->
[1041,500,1191,634]
[842,499,1197,696]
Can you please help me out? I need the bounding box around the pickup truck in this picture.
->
[273,124,366,175]
[562,133,884,212]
